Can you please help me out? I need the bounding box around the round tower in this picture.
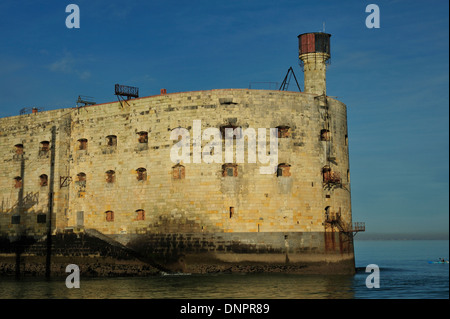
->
[298,32,331,95]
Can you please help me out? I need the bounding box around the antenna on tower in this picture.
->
[323,22,326,32]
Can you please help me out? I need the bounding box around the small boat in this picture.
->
[428,261,449,264]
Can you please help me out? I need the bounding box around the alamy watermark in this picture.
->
[170,120,279,174]
[365,264,380,288]
[365,4,380,29]
[65,264,80,288]
[65,4,80,29]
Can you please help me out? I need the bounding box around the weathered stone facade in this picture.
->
[0,88,354,273]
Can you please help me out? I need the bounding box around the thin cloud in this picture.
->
[48,53,91,80]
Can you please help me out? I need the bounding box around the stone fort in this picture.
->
[0,32,364,274]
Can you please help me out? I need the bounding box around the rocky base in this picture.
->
[0,255,159,277]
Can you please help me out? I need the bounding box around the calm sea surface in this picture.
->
[0,240,448,299]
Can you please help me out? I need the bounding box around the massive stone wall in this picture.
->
[0,89,351,239]
[0,109,71,238]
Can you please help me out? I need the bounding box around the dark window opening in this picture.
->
[77,172,86,182]
[37,214,46,224]
[322,166,341,184]
[172,164,185,180]
[229,207,234,218]
[136,168,147,181]
[136,209,145,221]
[276,126,291,138]
[106,170,115,183]
[14,176,22,189]
[277,163,291,177]
[78,138,88,150]
[106,135,117,147]
[39,174,48,187]
[324,206,331,221]
[222,164,238,177]
[320,129,331,141]
[14,144,24,155]
[11,215,20,225]
[105,211,114,222]
[40,141,50,152]
[137,132,148,144]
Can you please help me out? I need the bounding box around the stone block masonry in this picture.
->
[0,89,354,274]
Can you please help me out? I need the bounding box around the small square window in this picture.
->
[37,214,46,223]
[11,215,20,224]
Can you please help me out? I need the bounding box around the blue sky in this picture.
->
[0,0,448,237]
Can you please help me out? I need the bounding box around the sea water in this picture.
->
[0,240,448,299]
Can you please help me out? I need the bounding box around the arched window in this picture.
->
[172,164,185,179]
[39,141,50,156]
[105,211,114,222]
[276,163,291,177]
[136,168,147,181]
[78,138,88,150]
[77,172,86,182]
[106,170,115,183]
[324,206,331,221]
[13,176,22,189]
[40,141,50,152]
[136,209,145,221]
[14,144,24,155]
[39,174,48,187]
[222,163,238,177]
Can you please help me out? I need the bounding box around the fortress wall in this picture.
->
[66,89,350,235]
[0,109,71,237]
[0,89,351,238]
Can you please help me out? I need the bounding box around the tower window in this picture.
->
[105,211,114,222]
[39,174,48,187]
[78,138,88,150]
[222,163,238,177]
[136,209,145,221]
[277,163,291,177]
[172,164,185,179]
[106,170,115,183]
[136,168,147,181]
[229,207,234,218]
[320,129,331,141]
